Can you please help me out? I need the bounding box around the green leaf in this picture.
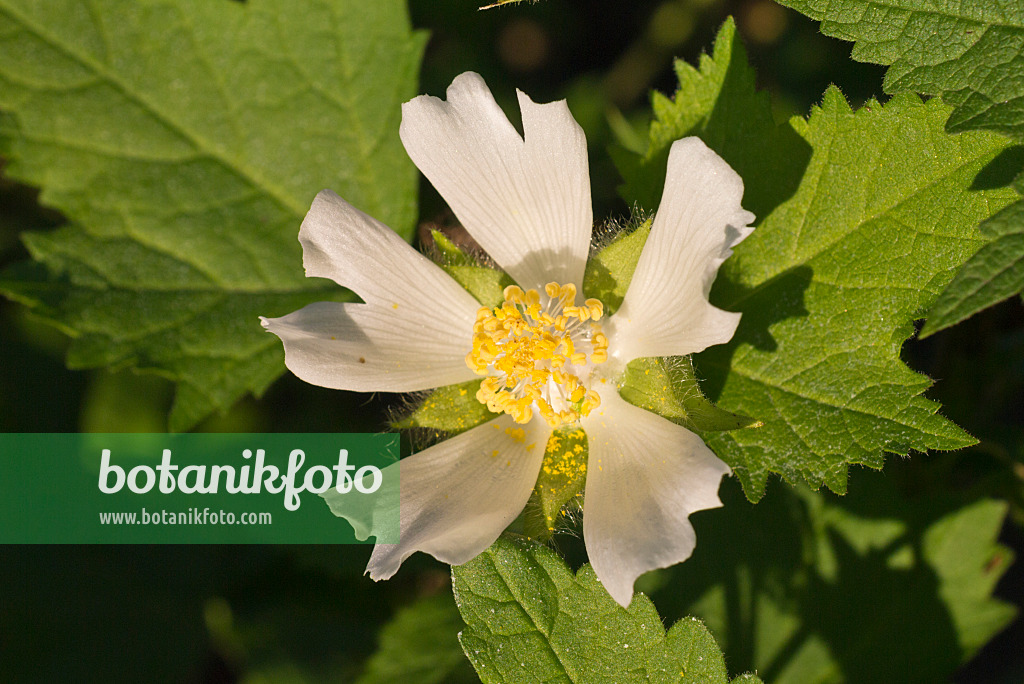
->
[582,218,650,314]
[774,0,1024,141]
[393,380,496,435]
[921,197,1024,336]
[452,535,763,684]
[612,18,811,222]
[700,90,1018,498]
[432,230,514,308]
[0,0,426,429]
[615,18,1018,498]
[356,593,477,684]
[657,467,1015,683]
[618,357,758,434]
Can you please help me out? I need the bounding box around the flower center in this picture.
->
[466,282,608,428]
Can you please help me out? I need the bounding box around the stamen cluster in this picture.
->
[466,282,609,427]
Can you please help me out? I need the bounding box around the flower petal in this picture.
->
[261,189,484,392]
[261,301,478,392]
[580,389,730,607]
[331,415,550,579]
[400,72,592,291]
[606,137,755,364]
[297,189,482,312]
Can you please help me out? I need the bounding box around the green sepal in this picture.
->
[392,379,495,436]
[432,230,513,308]
[619,356,759,433]
[522,427,589,541]
[582,218,651,315]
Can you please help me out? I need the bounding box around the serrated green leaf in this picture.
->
[0,0,426,429]
[699,90,1018,498]
[432,230,514,308]
[775,0,1024,141]
[618,357,758,434]
[452,536,763,684]
[393,380,496,435]
[522,426,589,541]
[356,593,477,684]
[921,197,1024,336]
[614,19,1016,498]
[612,18,811,221]
[582,219,650,314]
[657,467,1015,683]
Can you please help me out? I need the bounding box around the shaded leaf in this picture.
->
[775,0,1024,141]
[356,593,477,684]
[654,465,1015,683]
[922,197,1024,336]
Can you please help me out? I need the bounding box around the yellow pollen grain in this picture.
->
[464,282,609,428]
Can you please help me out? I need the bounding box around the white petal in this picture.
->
[606,138,755,364]
[261,301,478,392]
[580,389,730,607]
[347,415,550,579]
[299,189,482,313]
[261,189,484,392]
[400,72,592,291]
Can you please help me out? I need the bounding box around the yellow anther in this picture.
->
[464,281,609,427]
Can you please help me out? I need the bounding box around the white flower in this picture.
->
[261,72,754,607]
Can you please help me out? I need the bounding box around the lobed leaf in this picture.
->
[452,535,763,684]
[772,0,1024,334]
[0,0,426,429]
[774,0,1024,142]
[615,19,1019,499]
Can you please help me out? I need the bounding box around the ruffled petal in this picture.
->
[606,137,755,364]
[261,189,483,392]
[400,72,592,291]
[580,389,730,607]
[261,301,478,392]
[338,415,550,579]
